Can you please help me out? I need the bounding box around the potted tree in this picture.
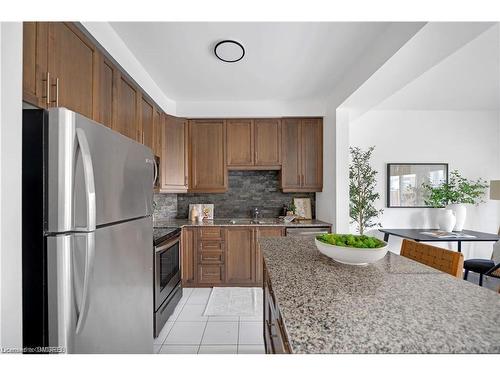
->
[349,146,383,235]
[422,170,489,231]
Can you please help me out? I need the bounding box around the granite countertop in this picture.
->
[260,237,500,354]
[153,227,181,246]
[153,218,332,228]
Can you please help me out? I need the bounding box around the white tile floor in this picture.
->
[154,287,265,354]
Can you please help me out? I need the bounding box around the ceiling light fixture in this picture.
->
[214,40,245,63]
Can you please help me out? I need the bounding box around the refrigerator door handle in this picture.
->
[75,232,95,335]
[153,159,158,186]
[75,128,96,232]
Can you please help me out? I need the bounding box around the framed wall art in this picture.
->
[387,163,448,208]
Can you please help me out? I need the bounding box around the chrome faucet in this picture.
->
[252,207,260,221]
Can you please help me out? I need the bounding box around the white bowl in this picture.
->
[314,238,388,266]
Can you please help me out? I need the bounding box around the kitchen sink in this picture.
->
[226,219,281,225]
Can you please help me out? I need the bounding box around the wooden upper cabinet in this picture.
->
[189,120,227,193]
[227,119,254,167]
[47,22,97,119]
[281,118,302,190]
[139,95,154,149]
[254,119,281,167]
[281,118,323,192]
[301,119,323,190]
[115,74,139,140]
[161,115,188,193]
[23,22,49,108]
[226,119,281,169]
[95,53,116,129]
[153,108,162,157]
[225,227,255,285]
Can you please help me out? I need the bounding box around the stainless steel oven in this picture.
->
[154,232,182,338]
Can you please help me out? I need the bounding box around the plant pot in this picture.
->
[446,203,467,232]
[438,209,456,232]
[314,238,388,266]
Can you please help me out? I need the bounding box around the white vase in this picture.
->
[438,209,456,232]
[446,203,466,232]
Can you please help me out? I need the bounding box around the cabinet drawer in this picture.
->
[199,227,223,240]
[198,264,224,284]
[198,251,224,264]
[199,240,224,252]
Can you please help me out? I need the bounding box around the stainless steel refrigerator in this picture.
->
[22,108,155,353]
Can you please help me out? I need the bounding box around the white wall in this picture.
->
[176,99,326,118]
[317,22,426,230]
[81,22,177,115]
[350,110,500,259]
[0,22,23,350]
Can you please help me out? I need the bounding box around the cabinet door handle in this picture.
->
[184,175,188,186]
[49,77,59,107]
[55,77,59,107]
[42,72,50,105]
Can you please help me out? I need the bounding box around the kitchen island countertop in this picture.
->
[260,237,500,354]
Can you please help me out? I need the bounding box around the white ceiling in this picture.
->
[110,22,393,102]
[375,24,500,111]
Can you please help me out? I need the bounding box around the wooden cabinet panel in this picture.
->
[181,228,196,286]
[281,118,323,192]
[153,108,162,157]
[115,74,139,140]
[281,119,302,190]
[227,119,254,167]
[23,22,48,108]
[255,227,284,284]
[254,119,281,167]
[198,264,224,285]
[198,251,224,264]
[189,120,227,192]
[161,116,188,192]
[47,22,97,119]
[225,227,255,285]
[140,95,154,149]
[301,119,323,190]
[199,226,223,240]
[96,54,116,129]
[264,262,291,354]
[257,227,285,238]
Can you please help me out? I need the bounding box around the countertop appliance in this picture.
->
[286,226,331,237]
[153,227,182,338]
[22,108,155,353]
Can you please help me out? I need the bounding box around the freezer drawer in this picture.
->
[47,107,154,232]
[47,217,153,353]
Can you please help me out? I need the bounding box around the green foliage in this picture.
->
[349,146,383,235]
[316,233,385,249]
[422,170,489,207]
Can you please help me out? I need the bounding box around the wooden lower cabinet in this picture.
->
[225,227,255,285]
[180,226,284,287]
[264,261,291,354]
[198,264,224,285]
[181,227,196,286]
[255,227,285,284]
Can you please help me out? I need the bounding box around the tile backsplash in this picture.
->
[153,193,177,220]
[153,170,315,221]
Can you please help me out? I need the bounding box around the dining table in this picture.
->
[379,228,500,252]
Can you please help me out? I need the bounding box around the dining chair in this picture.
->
[400,239,464,278]
[463,228,500,286]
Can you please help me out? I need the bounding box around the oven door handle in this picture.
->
[155,237,180,253]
